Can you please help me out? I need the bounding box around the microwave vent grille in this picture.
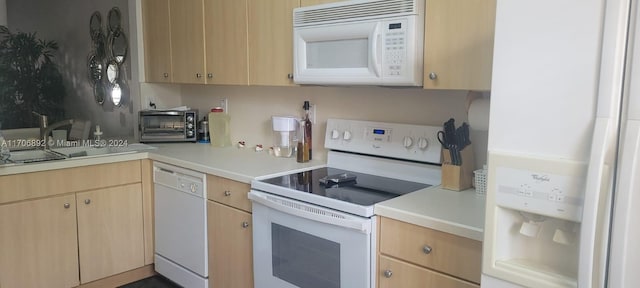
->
[294,0,416,26]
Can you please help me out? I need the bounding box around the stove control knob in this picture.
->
[417,138,429,150]
[331,129,340,139]
[343,130,352,141]
[403,136,413,148]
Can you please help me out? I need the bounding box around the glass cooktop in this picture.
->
[259,167,430,206]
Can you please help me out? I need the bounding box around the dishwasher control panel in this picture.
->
[154,162,206,198]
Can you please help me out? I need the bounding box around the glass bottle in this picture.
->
[297,101,312,162]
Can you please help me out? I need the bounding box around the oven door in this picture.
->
[249,190,373,288]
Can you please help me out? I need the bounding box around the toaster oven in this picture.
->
[139,110,197,142]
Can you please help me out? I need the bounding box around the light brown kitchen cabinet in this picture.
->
[423,0,496,90]
[77,183,145,284]
[207,175,253,288]
[142,0,172,83]
[0,194,80,288]
[0,160,152,287]
[248,0,299,86]
[300,0,347,6]
[208,200,254,288]
[204,0,249,85]
[377,217,482,287]
[169,0,206,84]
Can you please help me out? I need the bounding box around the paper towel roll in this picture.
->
[468,97,490,131]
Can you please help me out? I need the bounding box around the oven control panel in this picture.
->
[325,119,442,164]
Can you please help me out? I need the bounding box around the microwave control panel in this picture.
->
[325,118,441,164]
[383,19,408,77]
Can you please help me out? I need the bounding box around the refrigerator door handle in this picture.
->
[578,117,616,288]
[608,120,640,287]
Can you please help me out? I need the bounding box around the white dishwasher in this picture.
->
[154,162,208,288]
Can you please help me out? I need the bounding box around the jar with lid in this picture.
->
[208,107,231,147]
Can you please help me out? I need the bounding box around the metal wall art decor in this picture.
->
[87,7,129,107]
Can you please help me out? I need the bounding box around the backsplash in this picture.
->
[143,84,479,163]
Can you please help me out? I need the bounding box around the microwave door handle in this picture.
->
[371,24,382,77]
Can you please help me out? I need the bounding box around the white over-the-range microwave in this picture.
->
[293,0,424,86]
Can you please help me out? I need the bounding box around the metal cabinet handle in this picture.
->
[242,221,249,228]
[64,203,70,209]
[428,72,438,80]
[224,190,231,196]
[196,73,203,78]
[84,199,91,205]
[384,270,393,278]
[207,73,213,79]
[423,245,432,254]
[163,72,169,78]
[287,73,294,79]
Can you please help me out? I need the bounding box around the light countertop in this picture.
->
[375,186,486,241]
[1,142,484,240]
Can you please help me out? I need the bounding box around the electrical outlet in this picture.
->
[220,98,228,113]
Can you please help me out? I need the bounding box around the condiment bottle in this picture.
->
[297,101,312,162]
[208,107,231,147]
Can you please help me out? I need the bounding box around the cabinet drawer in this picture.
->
[379,217,482,283]
[378,255,479,288]
[207,175,251,212]
[0,160,142,204]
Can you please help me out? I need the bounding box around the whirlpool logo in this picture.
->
[531,174,551,183]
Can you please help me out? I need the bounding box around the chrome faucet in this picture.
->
[32,111,74,149]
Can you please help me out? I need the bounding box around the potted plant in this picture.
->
[0,25,66,129]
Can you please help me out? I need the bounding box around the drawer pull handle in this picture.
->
[384,270,393,278]
[64,203,71,209]
[423,245,432,254]
[84,199,91,205]
[242,221,250,228]
[224,190,231,196]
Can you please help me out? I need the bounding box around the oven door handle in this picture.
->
[249,191,371,234]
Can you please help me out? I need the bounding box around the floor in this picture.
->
[119,275,182,288]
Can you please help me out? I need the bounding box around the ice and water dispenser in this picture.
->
[484,152,589,288]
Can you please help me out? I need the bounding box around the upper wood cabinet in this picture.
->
[142,0,172,83]
[248,0,299,86]
[300,0,348,6]
[169,0,206,84]
[423,0,496,90]
[204,0,249,85]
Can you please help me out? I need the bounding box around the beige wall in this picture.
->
[171,84,474,162]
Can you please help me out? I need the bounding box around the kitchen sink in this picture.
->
[1,143,155,165]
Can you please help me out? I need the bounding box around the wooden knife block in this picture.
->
[441,144,475,191]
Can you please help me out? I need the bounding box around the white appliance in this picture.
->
[482,0,640,287]
[249,119,442,288]
[293,0,424,86]
[153,162,208,288]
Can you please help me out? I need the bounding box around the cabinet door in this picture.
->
[77,184,145,284]
[204,0,249,85]
[0,195,79,288]
[208,201,253,288]
[423,0,496,90]
[142,0,172,83]
[248,0,299,86]
[378,255,479,288]
[170,0,206,84]
[300,0,347,6]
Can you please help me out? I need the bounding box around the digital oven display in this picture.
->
[373,129,386,135]
[389,23,402,29]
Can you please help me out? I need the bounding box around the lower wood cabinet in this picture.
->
[208,200,253,288]
[77,183,145,283]
[377,216,481,288]
[0,160,151,288]
[0,194,80,288]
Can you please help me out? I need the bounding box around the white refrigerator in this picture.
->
[482,0,640,287]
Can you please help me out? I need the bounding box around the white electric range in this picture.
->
[249,118,443,288]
